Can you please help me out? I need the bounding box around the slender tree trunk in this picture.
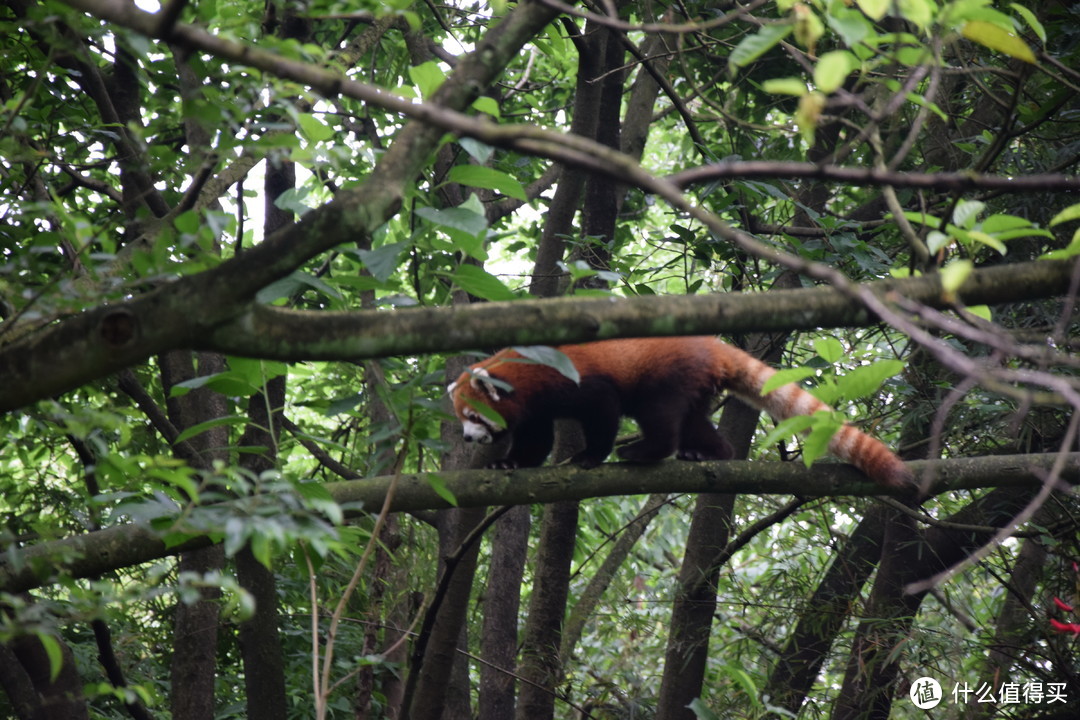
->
[514,500,581,720]
[478,505,531,720]
[763,504,889,714]
[163,351,229,720]
[236,378,288,720]
[833,487,1039,719]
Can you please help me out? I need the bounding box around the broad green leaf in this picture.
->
[425,473,458,506]
[793,5,825,52]
[762,367,818,396]
[961,20,1036,64]
[450,263,517,301]
[297,113,333,142]
[512,346,580,384]
[460,137,495,163]
[471,96,500,118]
[967,305,993,321]
[763,77,808,96]
[814,50,859,93]
[796,92,826,144]
[1010,3,1046,43]
[901,210,944,227]
[1041,230,1080,260]
[940,258,974,294]
[837,360,905,401]
[814,337,845,364]
[355,240,409,283]
[408,61,446,98]
[855,0,890,21]
[803,412,843,467]
[447,165,527,201]
[825,5,873,46]
[759,414,815,451]
[416,205,487,237]
[968,230,1008,255]
[926,230,951,254]
[729,23,793,70]
[687,698,721,720]
[1050,203,1080,227]
[952,199,985,229]
[36,633,64,682]
[897,0,934,31]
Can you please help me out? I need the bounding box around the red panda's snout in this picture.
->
[461,415,495,444]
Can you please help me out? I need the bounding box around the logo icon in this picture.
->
[910,677,943,709]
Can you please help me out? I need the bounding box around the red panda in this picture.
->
[448,336,913,489]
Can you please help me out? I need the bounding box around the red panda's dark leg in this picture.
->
[616,397,687,463]
[571,402,622,469]
[677,409,733,461]
[496,416,555,469]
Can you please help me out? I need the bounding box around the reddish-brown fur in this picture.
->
[448,337,912,489]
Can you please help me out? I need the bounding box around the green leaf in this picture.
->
[512,346,580,384]
[729,23,793,70]
[900,209,944,228]
[355,240,409,283]
[424,473,458,506]
[940,259,974,294]
[447,165,526,201]
[1049,203,1080,227]
[416,206,488,237]
[759,414,815,453]
[952,199,985,229]
[174,415,249,445]
[450,263,517,301]
[855,0,890,21]
[897,0,934,31]
[762,77,807,96]
[961,20,1036,64]
[814,337,844,364]
[1010,3,1046,43]
[803,412,843,466]
[837,360,905,401]
[459,137,494,163]
[967,230,1008,255]
[1041,229,1080,260]
[297,113,334,142]
[36,633,64,682]
[408,61,446,98]
[825,5,873,46]
[761,367,817,395]
[471,95,500,118]
[814,50,859,93]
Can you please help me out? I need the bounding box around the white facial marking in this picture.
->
[462,419,494,443]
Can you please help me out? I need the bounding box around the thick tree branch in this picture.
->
[0,258,1073,412]
[1,452,1075,595]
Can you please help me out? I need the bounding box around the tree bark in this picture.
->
[478,504,531,720]
[163,350,229,720]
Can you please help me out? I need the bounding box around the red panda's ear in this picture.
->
[470,368,510,402]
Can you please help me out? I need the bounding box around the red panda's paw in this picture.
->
[486,459,520,470]
[571,452,608,470]
[615,443,670,464]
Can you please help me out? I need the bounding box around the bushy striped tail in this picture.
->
[725,351,913,489]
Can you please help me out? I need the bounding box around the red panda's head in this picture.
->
[448,367,514,445]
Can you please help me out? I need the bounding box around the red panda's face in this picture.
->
[448,367,509,445]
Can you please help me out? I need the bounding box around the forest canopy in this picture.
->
[1,1,1079,719]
